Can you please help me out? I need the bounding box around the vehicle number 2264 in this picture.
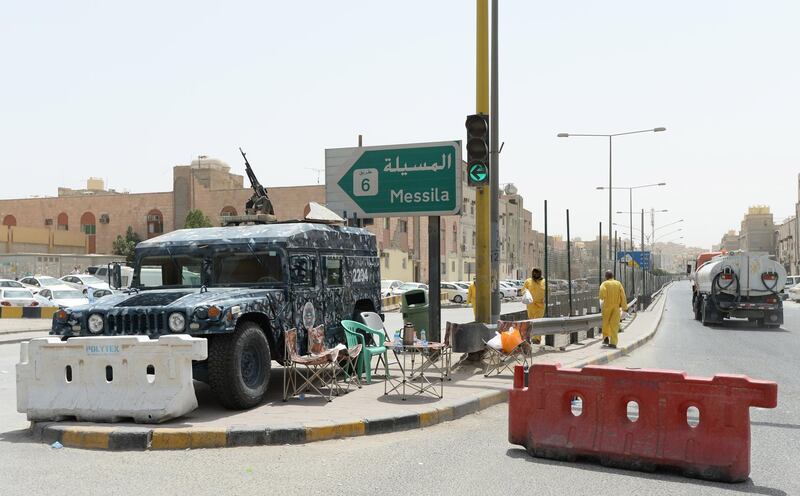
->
[353,168,379,197]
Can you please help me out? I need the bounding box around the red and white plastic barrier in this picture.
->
[509,363,777,482]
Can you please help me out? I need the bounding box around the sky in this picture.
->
[1,0,798,249]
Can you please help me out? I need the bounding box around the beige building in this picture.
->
[739,206,775,254]
[719,230,740,252]
[0,157,322,254]
[775,216,797,275]
[0,157,542,284]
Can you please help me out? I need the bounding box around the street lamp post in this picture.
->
[598,182,666,251]
[557,127,666,257]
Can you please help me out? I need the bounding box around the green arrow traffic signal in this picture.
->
[468,162,488,186]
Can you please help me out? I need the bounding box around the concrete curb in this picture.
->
[567,283,671,369]
[30,389,508,451]
[27,285,670,451]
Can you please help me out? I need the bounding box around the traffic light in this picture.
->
[465,114,490,187]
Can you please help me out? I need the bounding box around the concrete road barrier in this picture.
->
[17,334,207,423]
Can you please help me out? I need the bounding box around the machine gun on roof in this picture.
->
[240,147,275,217]
[221,148,277,226]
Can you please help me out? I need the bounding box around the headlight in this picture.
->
[168,312,186,333]
[87,314,104,334]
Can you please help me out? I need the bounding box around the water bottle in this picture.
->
[420,329,427,346]
[394,331,402,350]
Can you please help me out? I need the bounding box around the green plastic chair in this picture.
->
[341,320,388,384]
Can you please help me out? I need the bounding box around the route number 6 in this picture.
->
[353,168,378,197]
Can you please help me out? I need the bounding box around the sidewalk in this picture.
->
[25,286,671,451]
[0,319,51,345]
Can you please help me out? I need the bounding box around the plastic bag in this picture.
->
[487,332,503,350]
[522,289,533,305]
[500,327,523,353]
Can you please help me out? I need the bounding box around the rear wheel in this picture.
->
[453,294,463,303]
[208,321,271,409]
[700,298,712,327]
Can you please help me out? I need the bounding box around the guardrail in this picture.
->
[450,282,672,353]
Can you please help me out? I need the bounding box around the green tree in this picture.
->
[112,226,142,263]
[184,209,213,229]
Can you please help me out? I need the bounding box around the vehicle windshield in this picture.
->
[0,281,23,288]
[3,290,32,298]
[398,283,418,291]
[80,275,105,285]
[381,281,392,290]
[39,277,61,287]
[53,290,85,299]
[137,254,204,288]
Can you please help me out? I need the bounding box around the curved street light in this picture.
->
[558,126,666,256]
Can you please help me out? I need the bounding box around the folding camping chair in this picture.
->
[283,326,340,402]
[483,320,534,377]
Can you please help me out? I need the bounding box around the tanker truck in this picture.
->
[691,251,785,328]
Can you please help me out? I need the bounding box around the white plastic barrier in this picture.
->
[17,334,207,423]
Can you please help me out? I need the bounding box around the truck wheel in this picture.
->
[700,299,712,327]
[208,321,271,410]
[693,299,701,321]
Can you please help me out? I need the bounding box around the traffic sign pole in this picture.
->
[475,0,490,324]
[489,0,500,321]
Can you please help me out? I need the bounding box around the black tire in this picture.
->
[453,295,463,303]
[208,321,271,410]
[693,299,701,321]
[700,298,711,327]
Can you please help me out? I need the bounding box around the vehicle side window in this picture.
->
[213,250,283,285]
[32,279,41,286]
[322,256,343,286]
[40,289,50,298]
[290,255,316,286]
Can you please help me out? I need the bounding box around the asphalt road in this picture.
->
[0,286,796,495]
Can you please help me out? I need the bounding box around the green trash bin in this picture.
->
[401,289,430,339]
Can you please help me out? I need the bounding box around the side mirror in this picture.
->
[112,264,122,289]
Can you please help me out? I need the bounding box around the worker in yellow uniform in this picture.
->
[599,270,627,349]
[522,267,547,343]
[523,268,546,343]
[523,268,546,319]
[467,278,477,319]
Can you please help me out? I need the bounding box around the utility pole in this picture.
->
[474,0,490,323]
[489,0,500,321]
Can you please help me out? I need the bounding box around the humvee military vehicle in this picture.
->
[51,222,381,409]
[50,150,381,409]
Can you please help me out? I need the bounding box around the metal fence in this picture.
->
[539,201,683,319]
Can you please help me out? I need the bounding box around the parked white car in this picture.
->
[441,282,469,303]
[390,282,429,296]
[0,288,39,307]
[381,279,403,298]
[498,282,518,299]
[19,275,64,294]
[36,286,90,308]
[59,274,112,292]
[0,279,26,289]
[787,284,800,302]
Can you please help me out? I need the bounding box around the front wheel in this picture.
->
[208,321,272,410]
[453,294,463,303]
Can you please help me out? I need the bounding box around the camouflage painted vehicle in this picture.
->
[50,222,381,409]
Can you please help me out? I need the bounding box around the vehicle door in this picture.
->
[321,253,346,344]
[288,252,322,354]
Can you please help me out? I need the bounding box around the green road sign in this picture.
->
[325,141,462,217]
[468,162,488,184]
